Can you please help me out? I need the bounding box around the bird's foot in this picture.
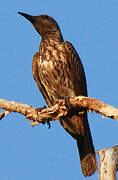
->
[35,105,47,113]
[26,105,47,127]
[56,96,71,109]
[36,106,51,129]
[65,97,71,109]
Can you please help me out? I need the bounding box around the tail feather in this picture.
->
[59,111,97,176]
[77,137,97,176]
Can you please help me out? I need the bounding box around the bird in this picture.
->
[18,12,97,176]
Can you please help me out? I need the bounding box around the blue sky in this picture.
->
[0,0,118,179]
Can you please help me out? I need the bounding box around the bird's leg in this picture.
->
[56,96,71,109]
[65,96,85,115]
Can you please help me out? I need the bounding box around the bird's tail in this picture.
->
[59,112,97,176]
[77,135,97,176]
[76,113,97,176]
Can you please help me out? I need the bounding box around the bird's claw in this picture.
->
[26,106,46,127]
[35,105,47,113]
[47,120,51,129]
[36,106,51,129]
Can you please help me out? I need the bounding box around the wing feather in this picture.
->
[32,52,53,107]
[63,41,88,97]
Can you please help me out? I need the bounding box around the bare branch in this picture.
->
[97,145,118,180]
[71,96,118,120]
[0,96,118,126]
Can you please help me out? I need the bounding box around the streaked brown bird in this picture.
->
[18,12,97,176]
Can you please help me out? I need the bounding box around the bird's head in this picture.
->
[18,12,63,41]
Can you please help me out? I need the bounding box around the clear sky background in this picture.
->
[0,0,118,179]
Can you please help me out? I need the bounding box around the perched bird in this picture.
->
[18,12,97,176]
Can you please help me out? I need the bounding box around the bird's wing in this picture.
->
[63,41,88,97]
[32,52,53,107]
[61,42,97,176]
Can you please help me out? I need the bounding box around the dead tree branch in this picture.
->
[97,145,118,180]
[0,96,118,126]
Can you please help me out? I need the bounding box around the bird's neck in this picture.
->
[42,29,63,43]
[39,33,63,54]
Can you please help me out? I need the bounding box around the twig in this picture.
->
[0,110,10,119]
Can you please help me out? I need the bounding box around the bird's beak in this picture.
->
[18,12,36,24]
